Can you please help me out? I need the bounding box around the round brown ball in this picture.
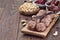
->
[37,10,47,16]
[36,23,46,32]
[28,21,36,30]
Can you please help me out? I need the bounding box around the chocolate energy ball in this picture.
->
[41,14,57,27]
[28,21,36,30]
[41,15,52,27]
[36,10,47,16]
[36,23,46,32]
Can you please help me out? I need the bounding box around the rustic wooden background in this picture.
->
[0,0,60,40]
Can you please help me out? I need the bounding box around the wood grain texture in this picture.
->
[0,0,60,40]
[0,0,20,40]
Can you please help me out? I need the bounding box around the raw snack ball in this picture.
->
[28,21,36,30]
[36,10,47,16]
[41,15,52,26]
[49,14,57,18]
[36,23,46,32]
[41,14,57,27]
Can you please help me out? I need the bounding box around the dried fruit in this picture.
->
[35,0,47,4]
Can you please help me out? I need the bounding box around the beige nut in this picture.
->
[22,23,27,26]
[21,20,27,24]
[53,31,58,36]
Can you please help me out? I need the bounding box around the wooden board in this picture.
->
[21,14,59,38]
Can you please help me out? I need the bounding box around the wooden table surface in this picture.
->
[0,0,60,40]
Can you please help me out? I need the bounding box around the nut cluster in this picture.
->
[19,2,39,14]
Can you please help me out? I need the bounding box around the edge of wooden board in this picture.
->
[21,14,59,38]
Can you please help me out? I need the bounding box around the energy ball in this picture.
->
[36,10,47,16]
[28,21,36,30]
[36,23,46,32]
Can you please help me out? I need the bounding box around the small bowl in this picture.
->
[33,0,46,10]
[45,2,60,12]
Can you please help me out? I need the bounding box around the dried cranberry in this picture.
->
[35,0,47,4]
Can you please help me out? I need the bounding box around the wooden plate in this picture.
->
[21,14,59,38]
